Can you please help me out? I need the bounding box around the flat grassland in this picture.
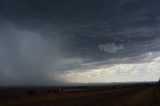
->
[0,85,160,106]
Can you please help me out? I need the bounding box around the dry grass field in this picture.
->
[0,84,160,106]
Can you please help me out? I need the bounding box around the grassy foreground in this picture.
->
[0,85,160,106]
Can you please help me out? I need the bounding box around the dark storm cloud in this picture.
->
[1,0,160,85]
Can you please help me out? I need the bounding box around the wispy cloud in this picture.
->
[98,43,124,53]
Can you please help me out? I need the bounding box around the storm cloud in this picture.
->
[0,0,160,85]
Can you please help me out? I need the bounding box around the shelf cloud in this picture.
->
[0,0,160,85]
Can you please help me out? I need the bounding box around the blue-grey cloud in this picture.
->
[0,0,160,85]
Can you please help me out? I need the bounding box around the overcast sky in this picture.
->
[0,0,160,86]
